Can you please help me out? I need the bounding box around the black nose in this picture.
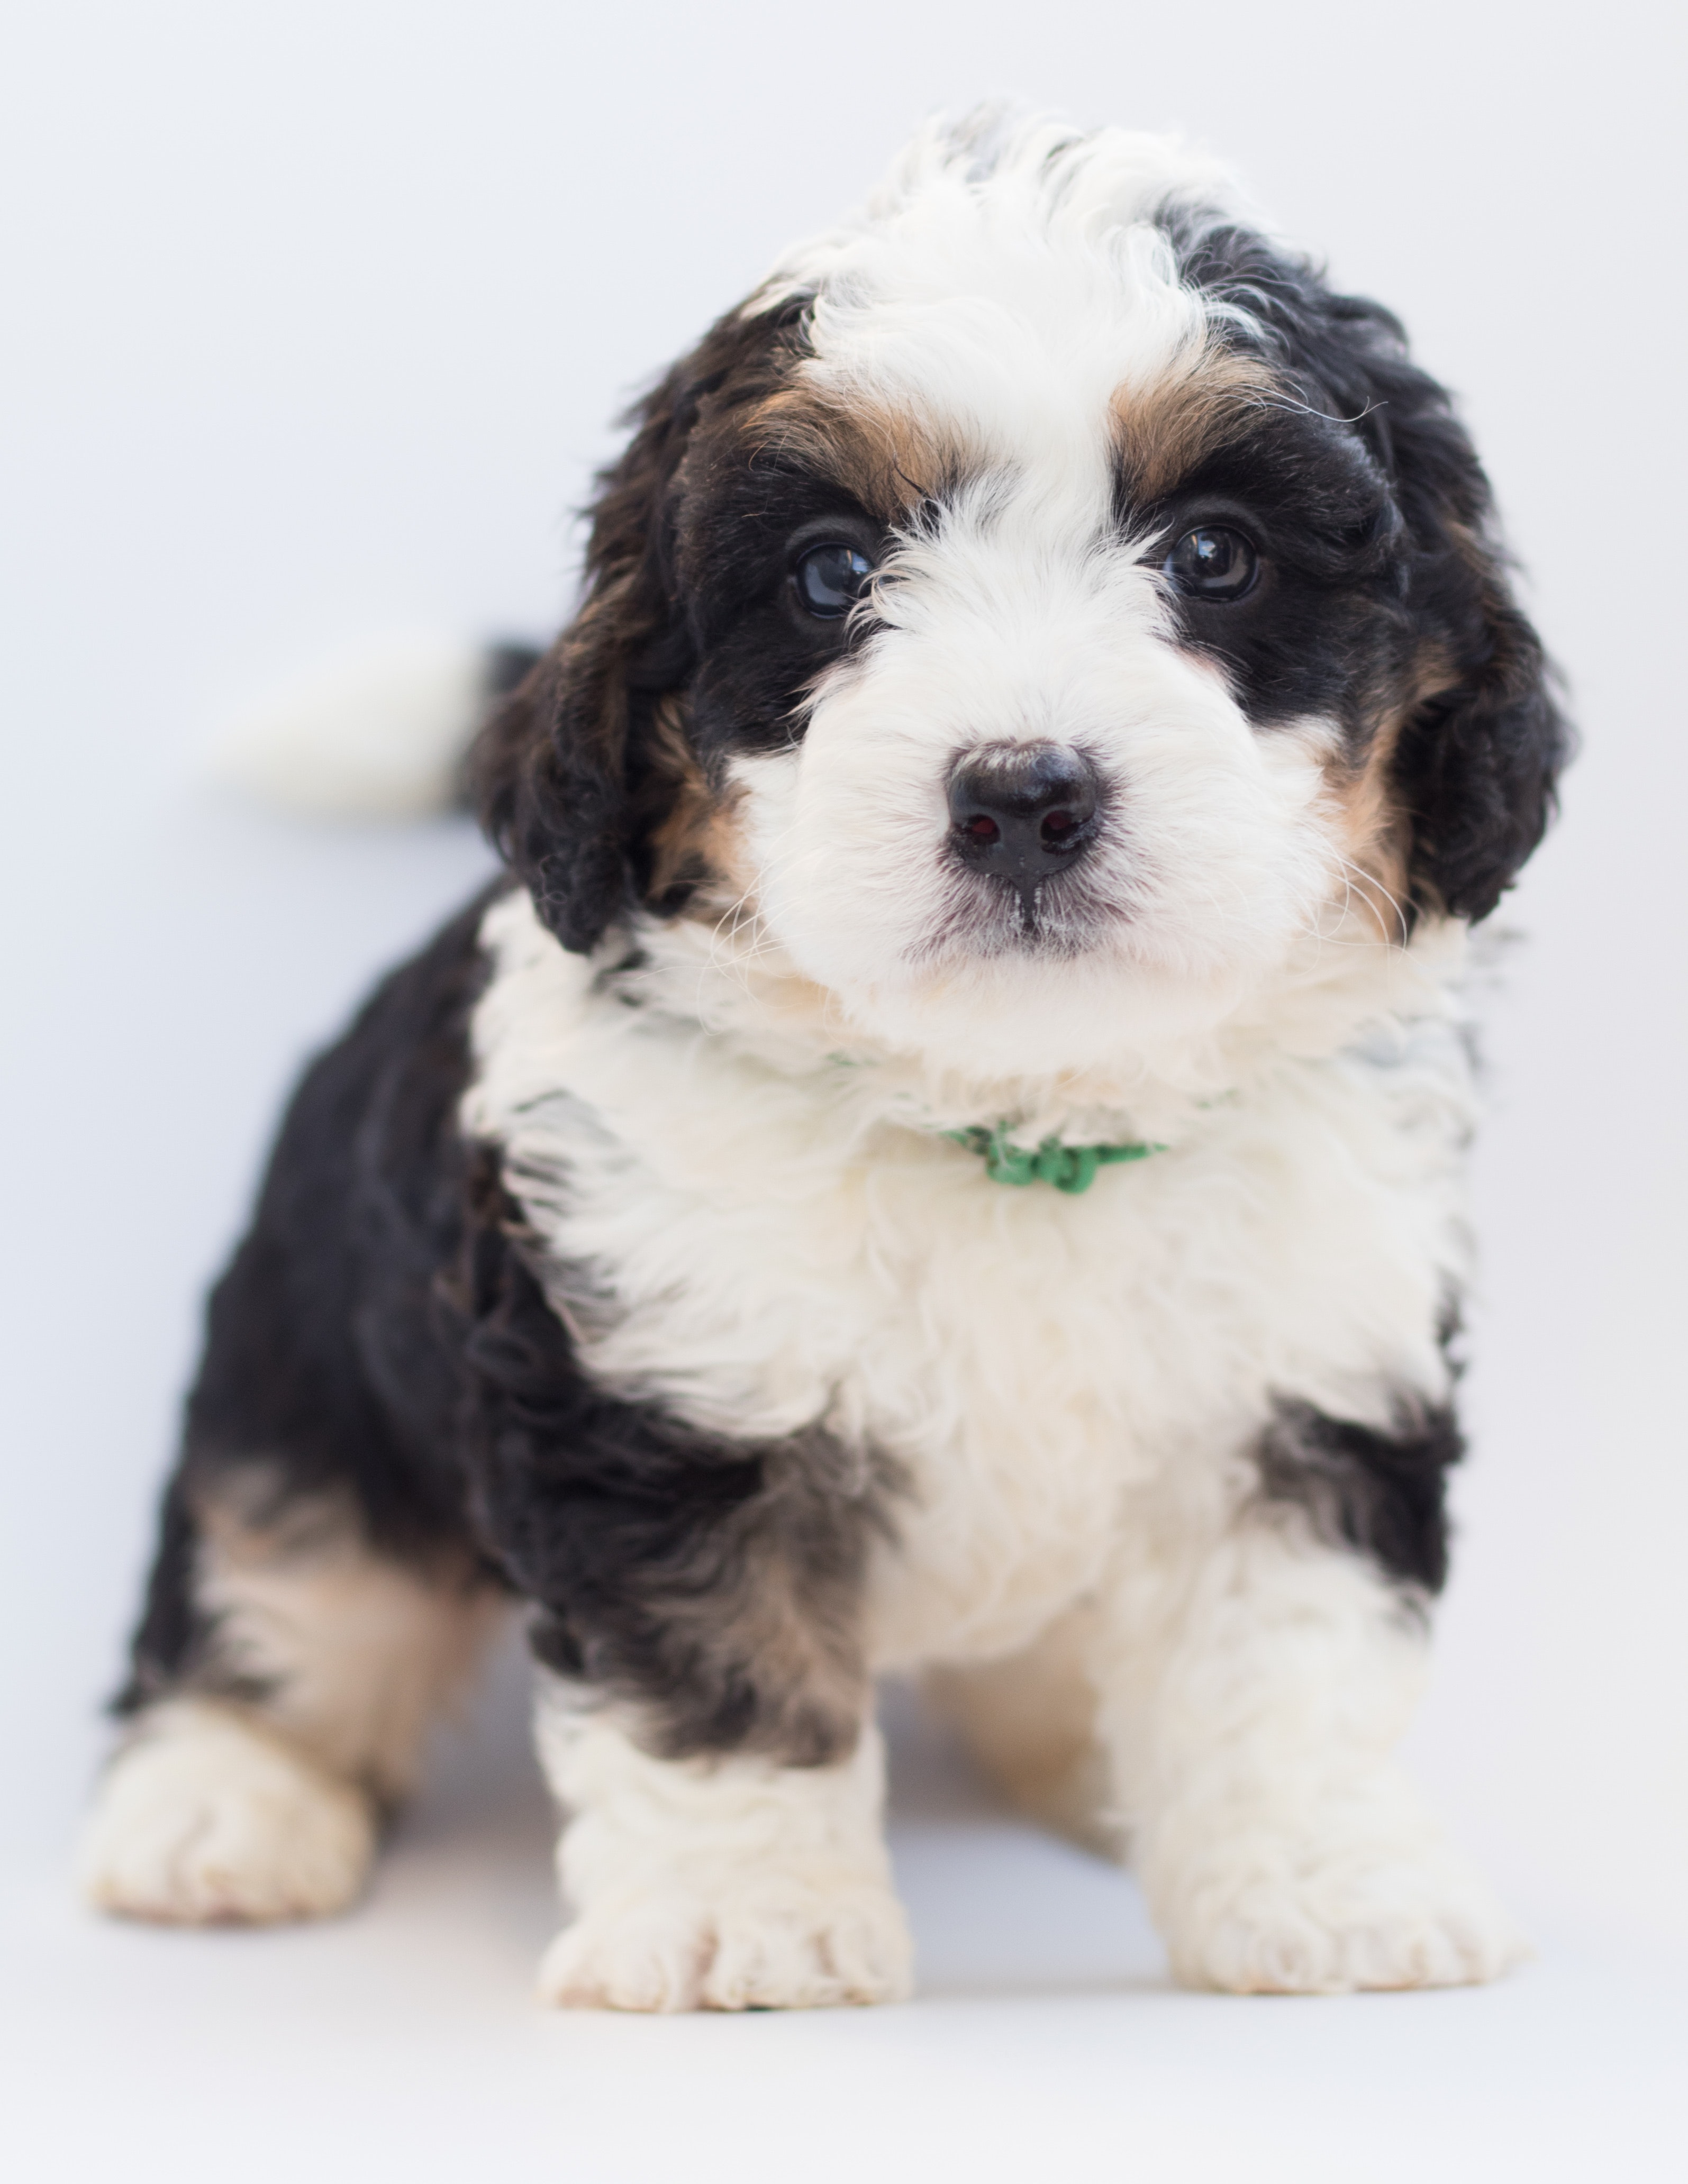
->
[947,743,1101,890]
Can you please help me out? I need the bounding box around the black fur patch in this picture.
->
[1255,1395,1464,1593]
[483,641,543,700]
[116,889,506,1712]
[452,1159,881,1764]
[1161,210,1572,925]
[117,1475,211,1712]
[118,895,881,1765]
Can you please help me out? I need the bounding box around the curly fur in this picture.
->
[85,112,1562,2006]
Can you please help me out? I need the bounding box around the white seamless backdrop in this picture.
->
[2,4,1684,2179]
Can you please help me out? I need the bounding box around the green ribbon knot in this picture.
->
[945,1123,1165,1194]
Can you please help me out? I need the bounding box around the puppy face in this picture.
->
[482,119,1565,1078]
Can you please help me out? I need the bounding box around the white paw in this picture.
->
[537,1876,914,2012]
[1157,1832,1528,1995]
[78,1702,376,1925]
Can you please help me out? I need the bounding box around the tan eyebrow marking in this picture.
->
[727,384,957,525]
[1111,341,1281,505]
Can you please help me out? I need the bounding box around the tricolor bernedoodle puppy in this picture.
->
[80,114,1568,2006]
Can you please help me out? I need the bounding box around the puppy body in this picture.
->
[471,888,1470,1670]
[473,886,1491,2000]
[82,115,1564,2004]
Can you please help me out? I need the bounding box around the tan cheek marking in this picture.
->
[1322,730,1412,942]
[637,696,770,929]
[1319,642,1460,941]
[699,792,763,910]
[642,695,738,908]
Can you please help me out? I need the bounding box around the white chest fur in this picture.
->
[463,892,1473,1670]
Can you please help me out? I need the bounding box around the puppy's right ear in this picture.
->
[474,364,694,952]
[475,298,807,953]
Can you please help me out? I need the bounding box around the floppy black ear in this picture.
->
[1170,218,1571,923]
[1361,340,1573,922]
[1305,295,1571,924]
[475,298,810,954]
[474,360,698,953]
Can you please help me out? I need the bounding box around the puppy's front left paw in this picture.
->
[538,1876,914,2012]
[1155,1832,1528,1995]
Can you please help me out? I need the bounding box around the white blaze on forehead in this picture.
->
[763,117,1246,485]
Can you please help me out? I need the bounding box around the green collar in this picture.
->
[945,1122,1165,1194]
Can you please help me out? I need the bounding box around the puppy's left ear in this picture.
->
[1178,218,1569,924]
[1338,312,1573,923]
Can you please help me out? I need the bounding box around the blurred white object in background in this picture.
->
[208,630,491,819]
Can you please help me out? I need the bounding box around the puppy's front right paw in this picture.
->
[538,1875,914,2012]
[78,1702,376,1925]
[1156,1830,1528,1995]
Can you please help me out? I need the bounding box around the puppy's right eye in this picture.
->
[793,541,873,619]
[1163,525,1259,602]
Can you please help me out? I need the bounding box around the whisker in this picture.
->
[1330,856,1410,948]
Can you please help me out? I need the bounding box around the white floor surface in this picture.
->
[10,1664,1687,2184]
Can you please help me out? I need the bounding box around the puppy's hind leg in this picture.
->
[80,1470,504,1925]
[925,1607,1118,1857]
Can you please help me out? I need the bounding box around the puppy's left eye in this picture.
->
[1164,526,1259,601]
[794,541,874,618]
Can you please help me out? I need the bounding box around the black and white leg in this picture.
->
[462,1209,912,2010]
[531,1681,910,2011]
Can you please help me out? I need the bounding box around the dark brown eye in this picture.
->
[1164,526,1258,601]
[794,541,874,618]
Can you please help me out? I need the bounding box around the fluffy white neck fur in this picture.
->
[602,899,1469,1151]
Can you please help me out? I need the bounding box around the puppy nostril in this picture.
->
[947,744,1101,887]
